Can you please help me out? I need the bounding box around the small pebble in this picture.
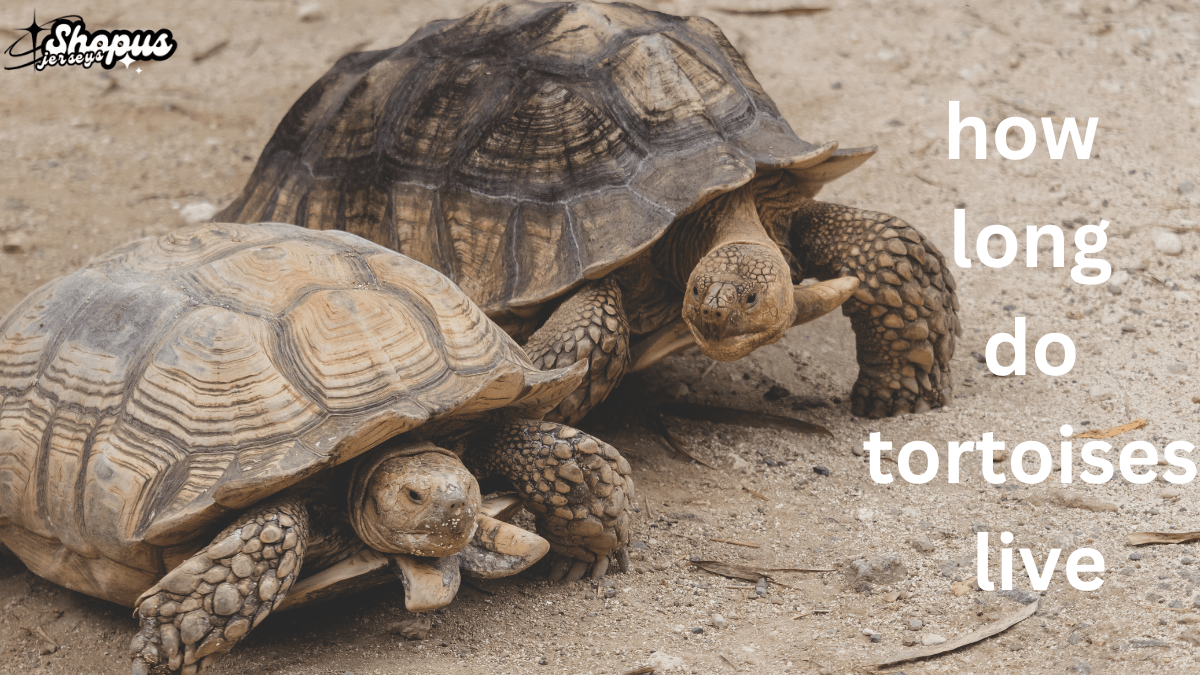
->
[1088,385,1113,401]
[1153,229,1183,255]
[691,627,704,634]
[1162,487,1183,499]
[179,201,217,224]
[1167,362,1188,375]
[1129,553,1143,561]
[297,1,324,21]
[908,619,923,631]
[921,634,946,646]
[870,633,882,643]
[1179,181,1196,194]
[813,466,831,477]
[711,614,727,629]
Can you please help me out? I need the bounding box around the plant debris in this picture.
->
[1127,531,1200,546]
[869,599,1039,668]
[1072,418,1148,439]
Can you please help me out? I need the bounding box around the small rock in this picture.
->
[921,634,946,646]
[1167,362,1188,375]
[646,651,685,671]
[881,590,901,603]
[1184,629,1200,647]
[728,453,751,472]
[666,382,689,399]
[812,465,831,477]
[1179,181,1196,195]
[1108,269,1130,287]
[763,385,790,401]
[180,201,218,224]
[1088,386,1113,401]
[1007,641,1024,651]
[388,616,432,640]
[870,633,882,643]
[1184,557,1195,565]
[1153,229,1183,255]
[1066,658,1092,674]
[845,555,908,590]
[901,506,920,519]
[1163,487,1183,499]
[908,619,923,631]
[711,614,727,629]
[901,635,918,647]
[38,643,57,655]
[951,581,971,597]
[855,508,874,522]
[1068,630,1085,645]
[297,1,324,21]
[1129,553,1143,561]
[1192,395,1200,404]
[911,537,935,553]
[604,588,617,599]
[998,589,1039,605]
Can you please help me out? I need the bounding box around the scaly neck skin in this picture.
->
[652,183,778,290]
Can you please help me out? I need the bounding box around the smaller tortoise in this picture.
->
[217,0,961,424]
[0,222,635,674]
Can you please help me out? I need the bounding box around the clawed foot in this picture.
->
[546,547,632,582]
[130,509,305,674]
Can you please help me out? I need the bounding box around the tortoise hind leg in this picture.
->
[522,277,630,425]
[464,420,634,582]
[786,201,960,417]
[130,496,309,675]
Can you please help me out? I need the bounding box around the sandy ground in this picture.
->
[2,0,1199,673]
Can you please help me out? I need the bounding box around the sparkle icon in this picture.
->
[119,54,133,69]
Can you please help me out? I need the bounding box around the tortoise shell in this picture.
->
[216,0,874,316]
[0,222,582,604]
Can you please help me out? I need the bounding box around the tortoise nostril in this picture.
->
[692,285,699,296]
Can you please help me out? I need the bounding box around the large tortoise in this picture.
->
[217,0,961,423]
[0,222,634,674]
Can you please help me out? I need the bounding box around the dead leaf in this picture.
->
[869,599,1039,668]
[1127,531,1200,546]
[652,414,718,469]
[741,485,770,501]
[713,6,830,16]
[1073,418,1148,439]
[710,538,760,548]
[659,403,832,437]
[192,40,228,62]
[689,560,834,584]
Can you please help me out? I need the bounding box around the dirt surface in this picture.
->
[2,0,1199,673]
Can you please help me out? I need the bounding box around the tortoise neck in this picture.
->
[651,183,776,290]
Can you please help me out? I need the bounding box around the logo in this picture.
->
[4,12,177,71]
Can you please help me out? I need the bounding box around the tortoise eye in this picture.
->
[692,285,699,296]
[746,293,757,305]
[407,489,423,504]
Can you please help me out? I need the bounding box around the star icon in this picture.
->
[136,67,142,74]
[119,54,133,69]
[21,12,44,49]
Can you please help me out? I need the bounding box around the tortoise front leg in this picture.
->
[130,496,309,675]
[786,201,960,417]
[522,277,630,425]
[464,420,634,582]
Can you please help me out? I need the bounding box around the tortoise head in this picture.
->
[348,443,481,557]
[682,240,795,362]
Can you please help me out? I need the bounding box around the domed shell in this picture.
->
[217,0,874,316]
[0,222,584,600]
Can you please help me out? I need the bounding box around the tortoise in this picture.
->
[0,222,635,674]
[217,0,961,423]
